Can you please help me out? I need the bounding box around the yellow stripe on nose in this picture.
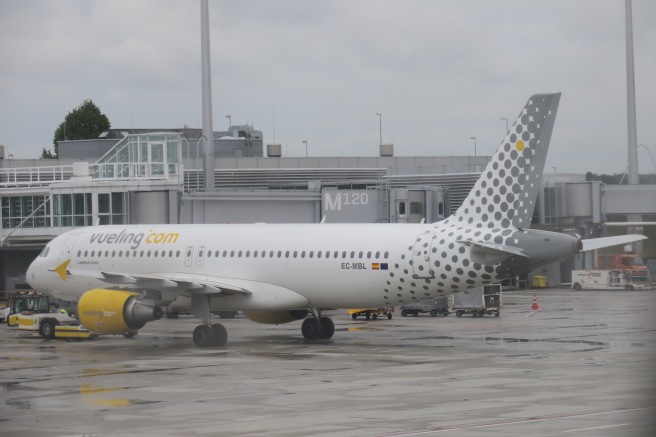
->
[53,259,71,281]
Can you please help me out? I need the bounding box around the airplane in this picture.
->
[26,93,646,348]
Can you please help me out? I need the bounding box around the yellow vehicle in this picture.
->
[12,311,96,339]
[3,291,95,339]
[2,291,50,324]
[347,307,394,320]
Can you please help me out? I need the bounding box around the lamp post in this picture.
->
[375,112,382,146]
[470,136,477,156]
[501,117,509,134]
[303,140,308,157]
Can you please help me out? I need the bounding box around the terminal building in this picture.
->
[0,128,654,292]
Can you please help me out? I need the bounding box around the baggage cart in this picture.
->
[453,284,502,317]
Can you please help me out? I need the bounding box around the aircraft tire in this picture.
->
[211,324,228,347]
[387,313,392,320]
[372,313,378,320]
[193,325,214,347]
[301,318,321,340]
[319,317,334,339]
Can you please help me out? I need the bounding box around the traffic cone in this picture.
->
[531,294,539,311]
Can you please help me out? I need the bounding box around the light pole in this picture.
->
[470,136,477,156]
[375,112,382,145]
[303,140,308,157]
[225,115,231,129]
[501,117,509,134]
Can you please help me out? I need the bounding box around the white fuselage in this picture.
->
[27,222,506,310]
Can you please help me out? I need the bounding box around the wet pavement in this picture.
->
[1,288,655,436]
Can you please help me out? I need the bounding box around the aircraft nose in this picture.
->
[26,256,40,290]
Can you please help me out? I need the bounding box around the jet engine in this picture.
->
[77,289,162,334]
[243,310,309,325]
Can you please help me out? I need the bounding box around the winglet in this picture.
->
[53,259,71,281]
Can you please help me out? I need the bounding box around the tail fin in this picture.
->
[443,93,561,229]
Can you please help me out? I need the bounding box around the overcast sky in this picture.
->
[1,0,654,174]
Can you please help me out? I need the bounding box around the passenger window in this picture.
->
[301,251,306,258]
[358,251,363,258]
[375,251,380,258]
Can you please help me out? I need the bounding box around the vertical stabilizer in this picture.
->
[443,93,561,229]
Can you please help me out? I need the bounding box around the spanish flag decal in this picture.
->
[372,263,388,271]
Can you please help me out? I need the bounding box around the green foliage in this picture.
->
[39,147,55,159]
[52,99,111,157]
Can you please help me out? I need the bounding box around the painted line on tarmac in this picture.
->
[377,406,654,436]
[562,423,630,433]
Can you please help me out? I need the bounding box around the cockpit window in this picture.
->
[40,247,50,257]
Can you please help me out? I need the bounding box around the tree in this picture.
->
[39,147,54,159]
[51,99,111,157]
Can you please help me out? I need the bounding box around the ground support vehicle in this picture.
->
[571,269,653,291]
[11,311,96,339]
[400,296,450,317]
[347,307,394,320]
[2,291,50,324]
[453,285,502,317]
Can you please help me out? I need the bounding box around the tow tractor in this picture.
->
[3,291,95,339]
[347,307,394,320]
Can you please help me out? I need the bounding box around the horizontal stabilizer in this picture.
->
[458,240,528,265]
[581,234,647,252]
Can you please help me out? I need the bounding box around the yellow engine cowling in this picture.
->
[78,289,162,334]
[243,310,308,325]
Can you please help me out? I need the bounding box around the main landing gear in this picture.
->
[301,310,335,340]
[193,323,227,348]
[190,294,228,348]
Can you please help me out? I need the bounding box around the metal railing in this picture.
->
[0,162,183,188]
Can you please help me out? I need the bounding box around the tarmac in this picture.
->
[1,288,655,437]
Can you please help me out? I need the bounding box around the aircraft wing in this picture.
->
[66,268,251,296]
